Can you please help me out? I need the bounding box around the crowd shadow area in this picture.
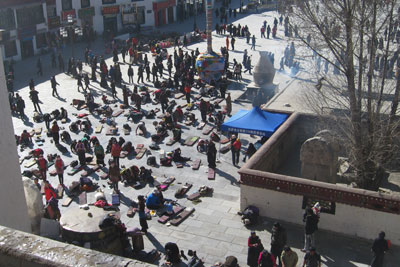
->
[245,216,399,267]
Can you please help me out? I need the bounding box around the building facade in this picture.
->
[0,0,48,61]
[0,0,181,61]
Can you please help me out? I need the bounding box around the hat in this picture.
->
[250,231,256,234]
[310,247,316,251]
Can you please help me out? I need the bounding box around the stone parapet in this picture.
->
[0,225,152,267]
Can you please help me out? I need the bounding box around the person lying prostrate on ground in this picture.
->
[172,148,190,162]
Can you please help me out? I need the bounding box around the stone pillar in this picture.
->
[0,47,31,232]
[206,0,213,53]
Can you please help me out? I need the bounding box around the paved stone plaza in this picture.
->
[9,3,400,266]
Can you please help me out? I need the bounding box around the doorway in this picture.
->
[20,39,34,59]
[168,7,174,24]
[103,16,118,38]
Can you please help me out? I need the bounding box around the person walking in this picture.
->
[302,247,321,267]
[51,121,60,145]
[84,74,90,91]
[138,195,148,233]
[225,93,232,116]
[199,99,208,122]
[55,155,65,186]
[231,37,236,50]
[16,94,25,118]
[371,231,389,267]
[51,76,60,97]
[231,136,241,166]
[184,84,191,104]
[94,142,105,166]
[267,25,271,39]
[111,140,122,167]
[281,246,298,267]
[37,155,48,181]
[77,75,84,92]
[108,160,121,193]
[128,65,134,84]
[207,140,217,169]
[302,208,319,252]
[261,26,266,38]
[137,64,144,83]
[226,36,230,50]
[251,35,256,50]
[75,140,86,166]
[270,222,287,266]
[247,231,263,267]
[29,88,42,113]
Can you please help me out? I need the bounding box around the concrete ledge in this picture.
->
[0,225,152,267]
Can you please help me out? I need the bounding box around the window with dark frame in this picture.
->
[81,0,90,8]
[36,33,47,49]
[4,40,17,58]
[102,0,116,4]
[62,0,73,11]
[302,196,336,215]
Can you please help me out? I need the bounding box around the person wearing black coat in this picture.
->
[207,141,217,169]
[302,208,319,251]
[371,231,389,267]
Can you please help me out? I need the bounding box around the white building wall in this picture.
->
[55,0,156,35]
[0,49,31,233]
[241,185,400,246]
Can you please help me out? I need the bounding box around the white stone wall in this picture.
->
[0,49,31,233]
[241,184,400,245]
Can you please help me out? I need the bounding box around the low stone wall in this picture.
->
[241,184,400,245]
[0,225,151,267]
[239,111,400,245]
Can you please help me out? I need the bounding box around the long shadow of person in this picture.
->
[145,232,165,252]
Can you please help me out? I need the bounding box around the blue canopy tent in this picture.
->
[221,107,289,137]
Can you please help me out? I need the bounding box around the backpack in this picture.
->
[147,156,156,166]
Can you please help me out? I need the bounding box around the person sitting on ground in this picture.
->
[172,148,190,162]
[172,127,182,142]
[19,130,32,147]
[165,242,181,264]
[145,189,163,210]
[197,139,209,153]
[164,112,174,129]
[139,166,153,184]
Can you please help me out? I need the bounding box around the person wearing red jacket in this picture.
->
[111,141,122,167]
[51,121,60,145]
[184,84,191,104]
[55,155,65,185]
[231,136,242,166]
[44,180,57,203]
[258,250,276,267]
[37,155,48,181]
